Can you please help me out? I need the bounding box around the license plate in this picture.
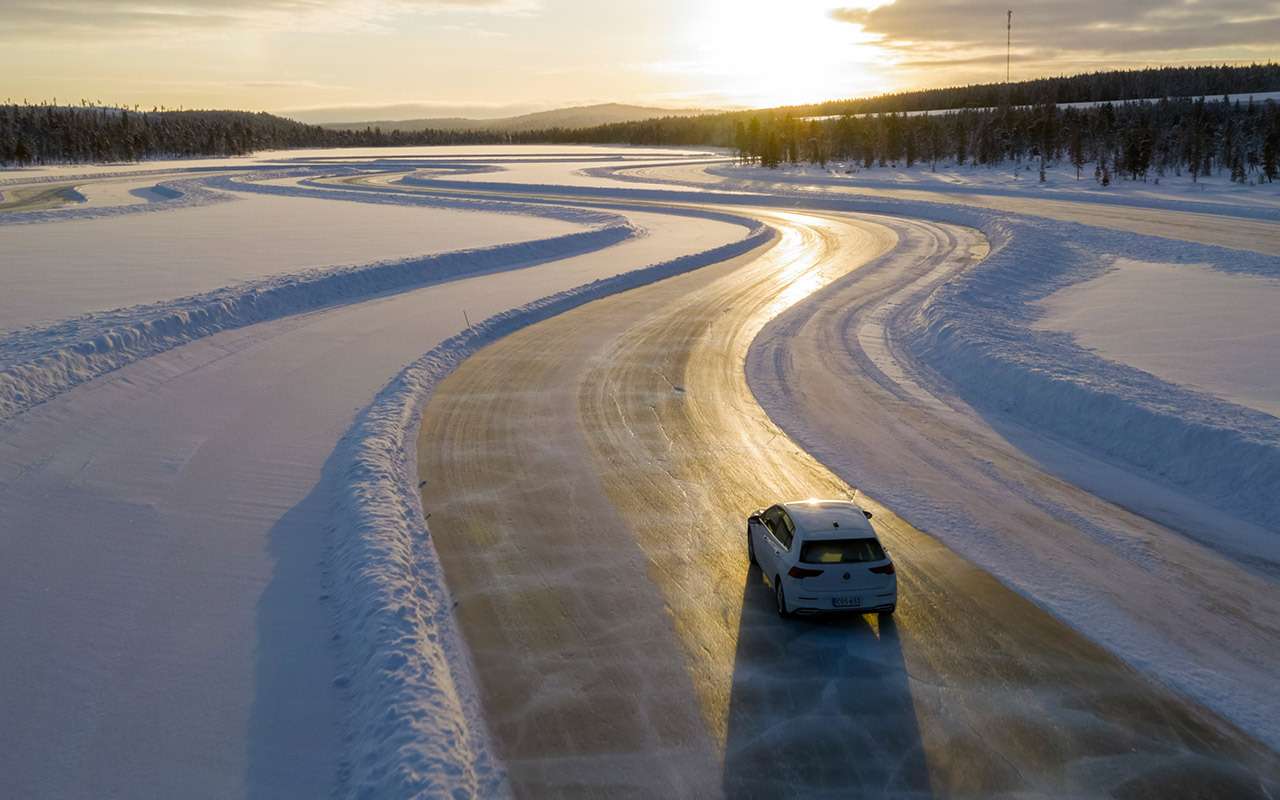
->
[832,596,863,608]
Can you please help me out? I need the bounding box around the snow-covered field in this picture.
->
[0,144,721,181]
[61,176,205,209]
[2,144,1278,795]
[0,190,584,331]
[435,155,728,189]
[1035,257,1280,419]
[707,161,1280,224]
[897,207,1280,538]
[0,147,756,798]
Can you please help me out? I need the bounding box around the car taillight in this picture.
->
[788,566,823,579]
[870,563,895,575]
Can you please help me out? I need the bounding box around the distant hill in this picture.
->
[319,103,716,133]
[282,102,542,125]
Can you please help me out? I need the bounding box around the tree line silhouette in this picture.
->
[0,104,509,165]
[786,63,1280,117]
[526,64,1280,185]
[4,65,1279,184]
[721,96,1280,185]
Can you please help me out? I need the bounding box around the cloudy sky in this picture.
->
[2,0,1276,119]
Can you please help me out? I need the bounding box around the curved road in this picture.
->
[0,179,745,798]
[418,206,1280,797]
[621,161,1280,256]
[7,154,1274,797]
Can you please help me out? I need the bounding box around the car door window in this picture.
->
[761,507,785,546]
[777,510,796,550]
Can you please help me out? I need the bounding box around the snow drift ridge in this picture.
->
[569,162,1280,534]
[0,220,635,422]
[899,214,1280,534]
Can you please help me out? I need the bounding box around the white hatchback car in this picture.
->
[747,499,896,618]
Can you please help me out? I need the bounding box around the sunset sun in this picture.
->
[681,0,894,106]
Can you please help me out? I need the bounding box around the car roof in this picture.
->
[779,499,876,539]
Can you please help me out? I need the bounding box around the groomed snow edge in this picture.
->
[327,215,773,797]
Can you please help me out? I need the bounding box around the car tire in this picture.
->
[880,605,896,618]
[747,527,758,567]
[775,579,791,618]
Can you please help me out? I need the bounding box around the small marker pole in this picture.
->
[463,309,472,329]
[1006,10,1013,85]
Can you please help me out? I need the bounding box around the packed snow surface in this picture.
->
[747,210,1280,755]
[437,156,727,189]
[330,214,770,798]
[365,155,1280,753]
[602,147,1280,744]
[0,189,581,331]
[0,144,720,181]
[708,161,1280,222]
[0,146,758,799]
[3,143,1280,795]
[1035,258,1280,418]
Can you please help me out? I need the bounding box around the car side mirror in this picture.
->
[863,510,874,520]
[748,514,761,525]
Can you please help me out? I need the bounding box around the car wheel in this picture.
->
[880,605,896,618]
[747,527,758,567]
[775,579,791,618]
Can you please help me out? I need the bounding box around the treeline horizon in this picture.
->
[779,63,1280,117]
[728,96,1279,185]
[0,106,512,166]
[516,63,1280,186]
[3,63,1279,184]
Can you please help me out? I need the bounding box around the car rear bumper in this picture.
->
[791,590,897,614]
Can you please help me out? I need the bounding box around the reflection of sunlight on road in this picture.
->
[756,212,832,322]
[418,184,1280,796]
[758,211,894,326]
[765,213,826,315]
[575,204,930,793]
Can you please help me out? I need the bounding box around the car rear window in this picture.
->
[800,538,886,564]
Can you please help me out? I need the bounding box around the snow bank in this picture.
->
[0,167,213,187]
[398,164,505,180]
[222,171,664,225]
[129,183,184,202]
[1034,258,1280,419]
[1,164,656,419]
[737,184,1280,750]
[898,212,1280,533]
[585,162,1280,533]
[0,176,229,226]
[0,218,635,421]
[328,216,772,797]
[583,160,731,189]
[704,163,1280,222]
[393,172,721,201]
